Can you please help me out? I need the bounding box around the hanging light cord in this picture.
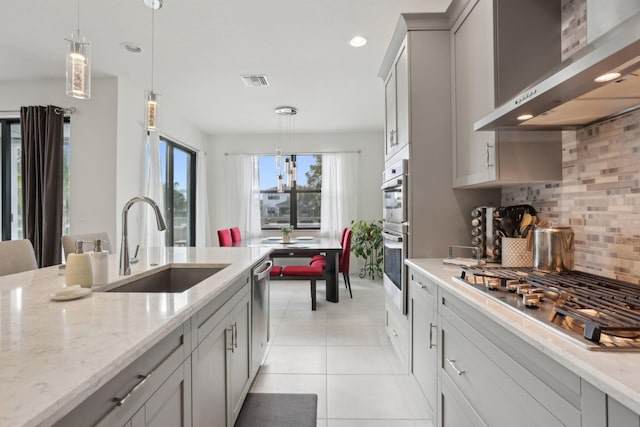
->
[151,7,155,92]
[76,0,80,38]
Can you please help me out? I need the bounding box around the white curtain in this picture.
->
[141,132,166,248]
[195,151,212,247]
[231,155,261,238]
[320,153,359,238]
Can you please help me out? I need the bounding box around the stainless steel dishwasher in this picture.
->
[251,259,272,376]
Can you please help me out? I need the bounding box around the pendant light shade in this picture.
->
[146,91,158,132]
[275,147,282,169]
[65,0,90,99]
[65,37,91,99]
[277,174,284,193]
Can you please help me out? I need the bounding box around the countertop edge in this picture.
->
[405,258,640,416]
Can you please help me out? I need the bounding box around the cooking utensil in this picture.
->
[501,217,515,237]
[519,213,533,235]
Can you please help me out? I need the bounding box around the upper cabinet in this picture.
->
[451,0,564,188]
[383,39,409,162]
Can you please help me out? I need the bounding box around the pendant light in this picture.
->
[274,106,297,190]
[65,0,91,99]
[146,4,159,132]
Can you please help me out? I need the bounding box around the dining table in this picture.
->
[241,236,343,302]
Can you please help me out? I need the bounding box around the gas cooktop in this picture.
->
[455,267,640,351]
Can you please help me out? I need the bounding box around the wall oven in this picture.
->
[382,160,408,315]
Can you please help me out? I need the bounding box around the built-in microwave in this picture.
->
[382,160,407,225]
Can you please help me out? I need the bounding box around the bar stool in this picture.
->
[0,240,38,276]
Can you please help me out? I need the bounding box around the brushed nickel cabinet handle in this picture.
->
[429,323,437,349]
[113,372,152,407]
[446,358,466,376]
[486,143,495,168]
[233,322,238,349]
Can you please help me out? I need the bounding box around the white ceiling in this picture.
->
[0,0,452,135]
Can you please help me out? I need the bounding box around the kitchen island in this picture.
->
[406,258,640,426]
[0,246,271,427]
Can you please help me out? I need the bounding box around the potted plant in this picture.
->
[350,219,383,279]
[281,225,293,243]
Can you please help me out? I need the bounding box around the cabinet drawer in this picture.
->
[54,322,189,427]
[442,315,569,426]
[386,301,409,365]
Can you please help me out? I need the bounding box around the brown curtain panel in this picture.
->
[20,105,64,267]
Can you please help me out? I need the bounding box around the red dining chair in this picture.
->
[340,228,353,298]
[217,229,233,247]
[310,227,347,263]
[310,227,352,298]
[230,227,242,243]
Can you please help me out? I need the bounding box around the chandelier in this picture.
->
[274,106,297,193]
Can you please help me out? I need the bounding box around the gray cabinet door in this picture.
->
[229,291,252,424]
[410,273,437,414]
[192,312,231,427]
[384,67,397,159]
[452,0,496,187]
[394,42,409,152]
[131,359,192,427]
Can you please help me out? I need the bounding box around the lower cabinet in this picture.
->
[409,269,437,416]
[54,322,191,427]
[127,358,192,427]
[385,299,409,372]
[439,288,581,427]
[192,283,251,427]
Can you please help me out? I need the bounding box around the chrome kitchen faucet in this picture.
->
[119,196,167,275]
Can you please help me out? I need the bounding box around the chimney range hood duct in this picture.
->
[475,7,640,131]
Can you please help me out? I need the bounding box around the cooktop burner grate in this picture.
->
[459,267,640,350]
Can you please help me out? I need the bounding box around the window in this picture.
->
[259,154,322,230]
[1,118,70,241]
[158,136,196,246]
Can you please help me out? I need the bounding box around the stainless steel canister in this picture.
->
[533,226,574,273]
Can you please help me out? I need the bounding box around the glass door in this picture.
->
[159,136,196,247]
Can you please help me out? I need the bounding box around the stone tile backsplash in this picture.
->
[502,109,640,284]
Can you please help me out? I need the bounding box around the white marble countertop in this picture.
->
[0,246,272,427]
[405,258,640,416]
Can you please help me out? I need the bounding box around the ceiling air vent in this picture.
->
[240,75,270,87]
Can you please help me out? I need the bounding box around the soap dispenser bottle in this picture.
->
[90,239,109,286]
[65,240,93,288]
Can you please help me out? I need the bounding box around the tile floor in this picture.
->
[249,275,434,427]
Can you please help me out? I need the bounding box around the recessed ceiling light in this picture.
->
[349,36,367,47]
[517,114,534,121]
[144,0,162,9]
[594,72,621,83]
[121,42,143,54]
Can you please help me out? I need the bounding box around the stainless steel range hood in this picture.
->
[475,7,640,131]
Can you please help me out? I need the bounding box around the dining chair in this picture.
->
[310,227,352,298]
[230,227,242,243]
[339,228,353,298]
[62,232,112,258]
[0,239,38,276]
[217,229,233,247]
[310,227,347,264]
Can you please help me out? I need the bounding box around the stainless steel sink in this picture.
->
[107,267,226,293]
